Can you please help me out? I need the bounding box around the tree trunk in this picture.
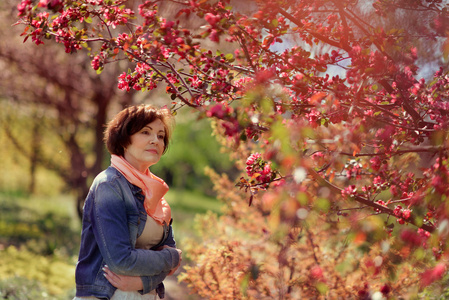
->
[28,115,41,194]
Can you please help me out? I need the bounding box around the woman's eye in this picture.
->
[158,135,165,140]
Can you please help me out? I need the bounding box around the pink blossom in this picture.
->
[205,13,219,26]
[370,156,381,172]
[209,29,219,43]
[206,104,230,119]
[420,264,446,288]
[38,0,63,11]
[310,265,324,280]
[390,185,398,197]
[400,229,424,247]
[402,209,412,220]
[418,228,430,239]
[17,0,33,16]
[393,205,402,217]
[341,185,357,198]
[246,153,261,166]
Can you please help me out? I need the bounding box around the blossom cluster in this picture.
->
[393,205,412,224]
[117,63,157,92]
[341,185,357,199]
[245,153,276,186]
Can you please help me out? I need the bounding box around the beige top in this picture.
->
[109,216,164,300]
[135,215,164,250]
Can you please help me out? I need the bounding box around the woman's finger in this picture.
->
[103,266,120,287]
[104,273,118,287]
[102,265,143,291]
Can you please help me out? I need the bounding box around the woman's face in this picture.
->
[124,118,166,172]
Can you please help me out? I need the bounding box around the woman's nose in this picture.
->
[149,133,158,144]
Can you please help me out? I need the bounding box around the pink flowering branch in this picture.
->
[307,167,435,233]
[339,146,444,157]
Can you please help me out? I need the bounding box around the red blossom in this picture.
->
[341,185,357,198]
[393,205,402,217]
[255,69,275,84]
[380,284,391,295]
[205,13,219,26]
[17,0,33,16]
[91,52,105,71]
[310,265,324,280]
[245,153,276,186]
[402,209,412,220]
[420,264,446,288]
[38,0,63,12]
[400,229,426,247]
[370,156,382,172]
[206,103,231,119]
[209,29,220,43]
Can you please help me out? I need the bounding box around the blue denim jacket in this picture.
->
[75,166,180,299]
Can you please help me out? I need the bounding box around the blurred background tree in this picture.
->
[0,0,129,218]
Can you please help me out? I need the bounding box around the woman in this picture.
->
[73,105,182,300]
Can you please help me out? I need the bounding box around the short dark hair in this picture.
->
[104,104,174,157]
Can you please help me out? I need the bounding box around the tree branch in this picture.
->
[339,146,442,157]
[276,7,352,52]
[2,119,70,182]
[307,167,435,233]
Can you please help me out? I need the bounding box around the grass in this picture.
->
[0,193,79,299]
[166,189,223,259]
[167,188,223,215]
[0,193,81,256]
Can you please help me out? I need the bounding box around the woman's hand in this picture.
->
[103,265,144,291]
[158,245,182,275]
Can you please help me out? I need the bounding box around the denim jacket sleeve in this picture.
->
[91,181,180,277]
[139,272,168,294]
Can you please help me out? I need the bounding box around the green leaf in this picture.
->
[297,192,308,205]
[260,97,273,114]
[240,273,250,296]
[225,53,234,61]
[315,198,330,213]
[316,282,328,295]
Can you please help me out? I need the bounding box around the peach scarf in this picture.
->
[111,155,171,225]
